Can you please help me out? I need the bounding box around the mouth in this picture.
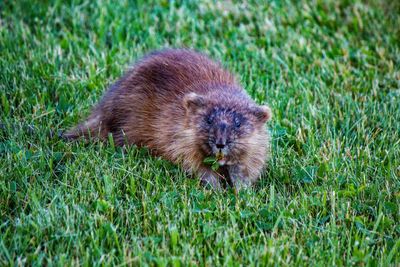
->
[216,150,224,160]
[215,150,226,165]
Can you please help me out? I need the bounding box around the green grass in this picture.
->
[1,0,399,265]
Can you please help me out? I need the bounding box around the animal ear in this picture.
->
[252,105,272,124]
[183,93,206,112]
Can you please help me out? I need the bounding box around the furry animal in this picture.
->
[65,49,272,190]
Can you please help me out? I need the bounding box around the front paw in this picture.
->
[233,179,252,191]
[228,165,252,191]
[200,173,222,190]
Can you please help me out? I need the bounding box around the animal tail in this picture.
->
[63,112,106,140]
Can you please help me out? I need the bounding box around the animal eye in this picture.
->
[234,117,241,128]
[206,117,213,125]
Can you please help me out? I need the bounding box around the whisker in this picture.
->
[230,141,265,146]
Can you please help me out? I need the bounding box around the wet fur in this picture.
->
[65,49,271,189]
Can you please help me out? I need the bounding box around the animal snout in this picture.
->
[214,122,227,149]
[216,143,226,149]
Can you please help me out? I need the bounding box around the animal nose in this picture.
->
[214,122,227,150]
[216,143,225,149]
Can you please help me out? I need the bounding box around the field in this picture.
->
[1,0,399,265]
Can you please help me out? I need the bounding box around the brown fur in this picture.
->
[65,49,272,189]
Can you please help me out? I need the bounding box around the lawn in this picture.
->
[1,0,399,265]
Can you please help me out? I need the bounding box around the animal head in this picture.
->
[183,92,271,165]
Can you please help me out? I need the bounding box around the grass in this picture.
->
[1,0,399,265]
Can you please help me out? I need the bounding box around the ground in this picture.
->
[1,0,399,265]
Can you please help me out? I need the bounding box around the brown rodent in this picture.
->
[64,49,272,190]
